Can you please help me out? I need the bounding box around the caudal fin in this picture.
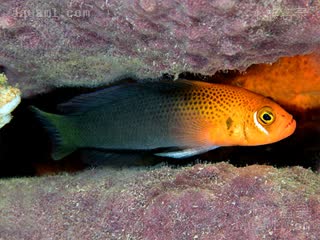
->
[30,106,77,160]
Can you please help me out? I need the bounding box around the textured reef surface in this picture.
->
[0,163,319,239]
[0,0,320,97]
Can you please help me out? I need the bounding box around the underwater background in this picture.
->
[0,0,320,239]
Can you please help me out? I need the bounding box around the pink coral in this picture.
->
[0,1,319,97]
[0,163,319,239]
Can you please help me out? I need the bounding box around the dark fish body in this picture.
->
[32,80,296,160]
[65,88,184,149]
[32,81,195,159]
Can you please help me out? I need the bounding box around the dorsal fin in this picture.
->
[57,79,206,114]
[57,84,138,114]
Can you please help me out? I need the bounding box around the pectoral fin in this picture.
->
[155,146,219,158]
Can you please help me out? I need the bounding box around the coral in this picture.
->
[232,53,320,110]
[0,1,319,97]
[0,163,319,239]
[0,73,21,128]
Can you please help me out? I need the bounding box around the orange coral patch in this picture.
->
[232,53,320,110]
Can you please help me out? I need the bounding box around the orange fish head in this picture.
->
[243,99,296,145]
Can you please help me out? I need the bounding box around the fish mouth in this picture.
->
[285,117,295,128]
[282,117,296,136]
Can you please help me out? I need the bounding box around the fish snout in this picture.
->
[281,116,296,138]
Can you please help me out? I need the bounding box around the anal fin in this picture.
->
[80,149,147,167]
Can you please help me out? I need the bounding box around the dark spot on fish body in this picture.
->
[226,117,233,130]
[183,94,192,101]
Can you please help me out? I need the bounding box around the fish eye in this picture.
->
[257,107,275,125]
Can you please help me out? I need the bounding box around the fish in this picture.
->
[31,80,296,160]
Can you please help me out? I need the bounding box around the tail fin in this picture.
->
[30,106,77,160]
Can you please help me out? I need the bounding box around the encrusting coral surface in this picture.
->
[0,0,320,97]
[0,163,319,239]
[232,53,320,110]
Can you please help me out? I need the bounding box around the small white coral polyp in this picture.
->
[0,74,21,128]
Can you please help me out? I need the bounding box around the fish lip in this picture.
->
[283,117,296,135]
[285,118,294,128]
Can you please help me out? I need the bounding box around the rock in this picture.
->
[0,1,320,97]
[0,163,319,239]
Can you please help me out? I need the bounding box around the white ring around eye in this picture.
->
[253,111,269,135]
